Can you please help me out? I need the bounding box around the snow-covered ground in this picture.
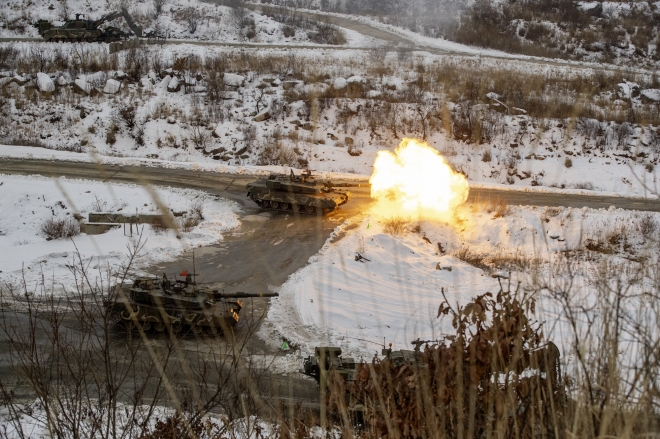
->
[260,199,660,369]
[0,174,240,292]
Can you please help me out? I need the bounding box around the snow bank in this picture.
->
[0,174,240,293]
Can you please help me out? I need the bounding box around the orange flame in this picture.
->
[370,138,469,219]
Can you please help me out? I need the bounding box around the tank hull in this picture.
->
[246,172,352,215]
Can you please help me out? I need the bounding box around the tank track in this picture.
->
[251,196,331,215]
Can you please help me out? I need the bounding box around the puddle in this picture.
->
[243,214,270,222]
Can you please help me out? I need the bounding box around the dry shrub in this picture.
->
[179,216,200,232]
[382,216,410,235]
[453,246,489,270]
[189,200,204,221]
[483,197,511,218]
[41,216,80,239]
[332,286,565,439]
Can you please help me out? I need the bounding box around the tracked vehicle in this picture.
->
[246,169,362,215]
[35,8,142,43]
[106,272,278,335]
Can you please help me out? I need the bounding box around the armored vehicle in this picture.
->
[35,8,142,43]
[246,169,363,215]
[106,271,278,335]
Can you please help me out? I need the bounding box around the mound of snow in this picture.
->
[36,72,54,92]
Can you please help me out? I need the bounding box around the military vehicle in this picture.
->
[246,169,363,215]
[34,8,142,43]
[106,271,278,335]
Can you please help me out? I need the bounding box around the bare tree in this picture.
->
[181,7,201,34]
[153,0,167,18]
[58,0,71,21]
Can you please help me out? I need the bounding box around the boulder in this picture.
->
[641,89,660,104]
[167,76,181,92]
[73,78,93,95]
[158,75,171,89]
[36,72,55,92]
[13,75,29,86]
[223,73,245,88]
[327,133,338,141]
[485,92,500,100]
[282,80,300,90]
[56,74,72,86]
[345,136,354,145]
[103,79,122,94]
[160,68,173,79]
[166,116,176,124]
[253,108,271,122]
[333,77,347,90]
[347,75,365,84]
[367,90,381,98]
[271,78,282,87]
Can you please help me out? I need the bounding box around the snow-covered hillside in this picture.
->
[261,199,660,367]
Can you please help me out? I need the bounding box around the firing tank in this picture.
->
[246,169,364,215]
[34,8,142,43]
[106,272,278,336]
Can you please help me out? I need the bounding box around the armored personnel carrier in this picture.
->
[246,169,363,215]
[106,271,278,335]
[35,8,142,43]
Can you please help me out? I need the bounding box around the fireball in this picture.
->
[370,138,469,219]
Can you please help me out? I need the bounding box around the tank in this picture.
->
[106,271,278,336]
[245,169,363,215]
[34,9,142,43]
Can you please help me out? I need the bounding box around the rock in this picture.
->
[271,78,282,87]
[167,76,181,92]
[160,68,173,79]
[73,78,93,95]
[641,89,660,104]
[486,92,500,100]
[302,122,313,131]
[436,263,452,271]
[254,108,271,122]
[103,79,121,94]
[511,107,527,115]
[116,71,127,80]
[56,73,72,86]
[36,72,55,92]
[367,90,381,98]
[347,75,365,84]
[327,133,338,141]
[158,75,171,89]
[333,77,347,90]
[510,143,518,148]
[345,137,354,145]
[13,75,29,86]
[166,116,176,124]
[282,80,300,90]
[224,73,245,88]
[262,77,274,83]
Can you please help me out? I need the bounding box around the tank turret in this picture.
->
[246,169,364,215]
[34,8,141,43]
[105,271,278,336]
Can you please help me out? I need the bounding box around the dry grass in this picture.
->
[481,196,512,219]
[382,216,410,235]
[40,216,80,239]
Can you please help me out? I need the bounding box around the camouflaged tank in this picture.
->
[106,272,278,336]
[246,169,363,215]
[34,8,142,43]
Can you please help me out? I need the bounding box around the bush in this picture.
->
[41,217,80,239]
[382,216,409,235]
[282,25,295,37]
[190,200,204,221]
[565,156,573,168]
[453,246,488,270]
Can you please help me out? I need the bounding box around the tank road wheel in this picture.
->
[110,312,122,324]
[305,206,316,214]
[271,201,279,209]
[170,321,183,334]
[154,320,166,332]
[279,202,290,211]
[191,323,203,335]
[124,320,136,332]
[292,204,300,213]
[205,325,219,336]
[141,321,152,332]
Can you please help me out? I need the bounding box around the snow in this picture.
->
[103,78,121,94]
[36,72,54,92]
[641,89,660,102]
[224,72,245,87]
[333,77,347,90]
[0,174,240,293]
[262,200,660,366]
[74,78,93,94]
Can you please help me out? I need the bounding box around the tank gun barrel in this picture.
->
[324,182,367,188]
[213,291,279,299]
